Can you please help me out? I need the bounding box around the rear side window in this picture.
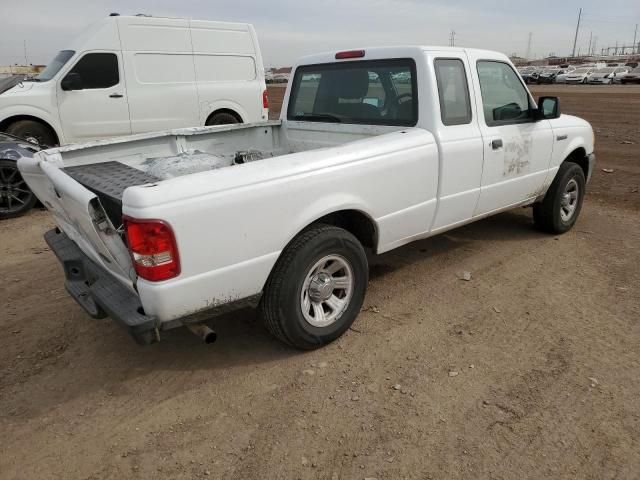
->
[477,61,531,126]
[287,59,417,126]
[66,53,119,89]
[434,59,472,125]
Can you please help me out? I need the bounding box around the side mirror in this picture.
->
[536,96,560,120]
[61,72,83,91]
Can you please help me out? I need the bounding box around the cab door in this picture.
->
[466,56,553,215]
[57,52,131,142]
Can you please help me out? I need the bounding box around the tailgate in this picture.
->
[18,154,136,290]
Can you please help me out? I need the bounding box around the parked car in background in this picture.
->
[625,62,639,69]
[21,46,595,348]
[565,67,594,84]
[0,132,40,219]
[588,67,630,85]
[519,66,541,84]
[538,67,574,84]
[0,14,268,147]
[620,67,640,84]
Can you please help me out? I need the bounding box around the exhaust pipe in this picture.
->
[187,323,217,344]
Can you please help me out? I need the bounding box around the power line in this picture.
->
[525,32,533,60]
[572,8,582,57]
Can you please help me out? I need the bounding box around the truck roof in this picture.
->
[295,46,510,67]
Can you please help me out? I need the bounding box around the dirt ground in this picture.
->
[1,85,639,480]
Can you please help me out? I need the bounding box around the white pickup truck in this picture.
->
[20,46,595,349]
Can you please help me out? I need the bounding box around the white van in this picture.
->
[0,14,268,146]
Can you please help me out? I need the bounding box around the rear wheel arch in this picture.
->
[205,109,243,126]
[262,209,378,291]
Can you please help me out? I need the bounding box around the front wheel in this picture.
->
[261,224,368,350]
[533,162,586,234]
[0,160,38,219]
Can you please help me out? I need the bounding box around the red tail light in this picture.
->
[335,49,365,59]
[263,89,269,109]
[123,217,180,282]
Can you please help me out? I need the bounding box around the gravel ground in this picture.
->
[1,85,639,480]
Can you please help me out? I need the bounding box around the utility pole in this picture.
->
[525,32,533,60]
[633,24,638,54]
[449,30,456,47]
[592,36,598,56]
[571,7,582,57]
[23,40,28,65]
[587,31,592,57]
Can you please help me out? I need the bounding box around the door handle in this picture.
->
[109,93,123,98]
[491,139,503,150]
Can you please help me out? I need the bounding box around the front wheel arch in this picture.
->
[0,115,60,146]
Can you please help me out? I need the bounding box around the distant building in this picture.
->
[0,65,45,75]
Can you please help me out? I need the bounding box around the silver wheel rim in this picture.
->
[560,178,579,222]
[300,254,354,328]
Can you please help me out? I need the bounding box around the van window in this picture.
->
[477,61,531,126]
[66,53,119,89]
[287,59,417,126]
[434,59,472,125]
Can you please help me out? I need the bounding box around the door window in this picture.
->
[477,61,531,126]
[434,59,472,125]
[64,53,119,89]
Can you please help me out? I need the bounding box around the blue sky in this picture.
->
[1,0,639,66]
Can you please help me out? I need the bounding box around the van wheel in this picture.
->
[0,160,37,219]
[533,162,585,234]
[206,112,239,126]
[261,224,368,350]
[5,120,56,147]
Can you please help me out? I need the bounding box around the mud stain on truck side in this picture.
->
[503,135,532,177]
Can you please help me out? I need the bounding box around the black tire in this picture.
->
[533,162,586,234]
[5,120,56,147]
[205,112,240,126]
[0,159,38,219]
[261,224,368,350]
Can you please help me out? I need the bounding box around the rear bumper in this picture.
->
[45,228,159,345]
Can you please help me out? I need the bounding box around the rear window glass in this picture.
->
[287,59,417,126]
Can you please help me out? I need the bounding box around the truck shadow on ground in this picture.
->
[8,208,550,418]
[95,208,541,363]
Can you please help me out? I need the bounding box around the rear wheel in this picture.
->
[261,224,368,350]
[0,160,37,219]
[533,162,585,234]
[5,120,56,147]
[205,112,240,126]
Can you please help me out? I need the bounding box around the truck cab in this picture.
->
[0,15,268,147]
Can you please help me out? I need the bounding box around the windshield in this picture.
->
[596,68,615,74]
[632,67,640,73]
[36,50,75,81]
[573,68,591,74]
